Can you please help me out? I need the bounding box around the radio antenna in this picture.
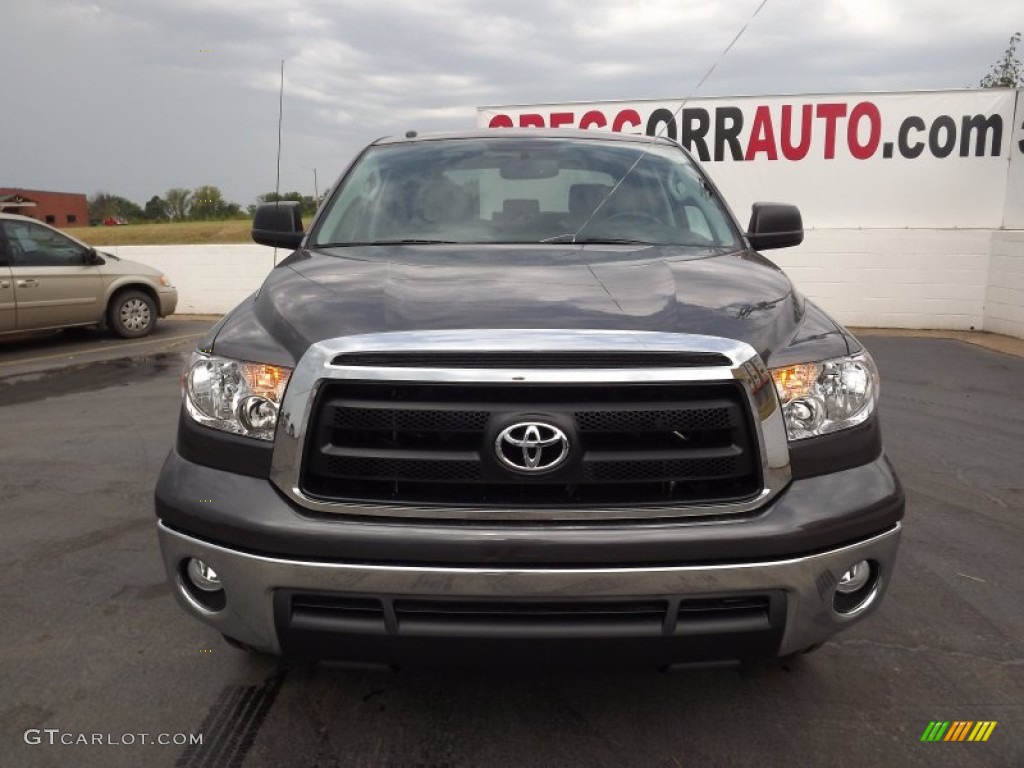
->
[273,58,285,265]
[571,0,769,242]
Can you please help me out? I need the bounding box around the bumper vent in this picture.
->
[280,592,779,639]
[274,590,787,664]
[394,598,668,637]
[288,594,387,634]
[675,595,773,634]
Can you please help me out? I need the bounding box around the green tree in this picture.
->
[257,190,318,217]
[144,195,168,221]
[165,188,192,221]
[88,192,144,223]
[87,192,115,223]
[190,185,226,220]
[189,185,242,220]
[980,31,1023,87]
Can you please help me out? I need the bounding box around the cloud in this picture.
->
[1,0,1021,205]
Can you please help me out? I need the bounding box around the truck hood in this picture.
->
[210,245,851,368]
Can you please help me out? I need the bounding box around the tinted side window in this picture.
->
[1,221,90,266]
[0,226,10,266]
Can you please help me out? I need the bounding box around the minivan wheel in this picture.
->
[108,290,156,338]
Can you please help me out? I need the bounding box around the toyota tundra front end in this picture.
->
[155,130,903,667]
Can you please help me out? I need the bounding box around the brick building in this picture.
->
[0,188,90,227]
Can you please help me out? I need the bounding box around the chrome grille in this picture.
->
[330,351,733,368]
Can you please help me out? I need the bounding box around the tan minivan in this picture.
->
[0,213,177,338]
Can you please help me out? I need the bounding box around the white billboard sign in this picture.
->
[478,89,1023,230]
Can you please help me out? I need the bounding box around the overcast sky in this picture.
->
[2,0,1021,207]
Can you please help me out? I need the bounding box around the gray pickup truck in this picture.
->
[155,129,903,668]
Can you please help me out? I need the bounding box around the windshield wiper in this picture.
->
[541,234,655,245]
[577,237,655,245]
[318,239,460,247]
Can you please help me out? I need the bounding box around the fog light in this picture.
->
[837,561,871,594]
[833,559,879,616]
[186,558,222,592]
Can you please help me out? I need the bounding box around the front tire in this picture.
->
[108,290,156,338]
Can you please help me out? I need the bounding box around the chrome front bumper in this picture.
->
[158,521,901,660]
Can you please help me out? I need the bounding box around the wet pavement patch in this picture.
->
[0,352,185,406]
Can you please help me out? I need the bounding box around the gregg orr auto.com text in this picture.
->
[486,101,1021,162]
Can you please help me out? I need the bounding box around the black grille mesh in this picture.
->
[302,379,760,510]
[583,457,739,482]
[332,407,489,432]
[325,456,482,481]
[576,408,732,432]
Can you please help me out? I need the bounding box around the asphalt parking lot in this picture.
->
[1,325,1021,768]
[0,317,216,380]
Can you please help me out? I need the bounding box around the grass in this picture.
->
[66,219,254,246]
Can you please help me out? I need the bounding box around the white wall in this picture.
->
[986,231,1024,337]
[99,243,273,314]
[101,233,1024,338]
[1004,90,1024,230]
[771,229,992,331]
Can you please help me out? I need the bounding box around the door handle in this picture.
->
[0,280,10,289]
[16,279,39,288]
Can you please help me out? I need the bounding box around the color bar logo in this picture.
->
[920,721,997,742]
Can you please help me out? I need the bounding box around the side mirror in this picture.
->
[252,202,304,249]
[746,203,803,251]
[86,248,105,265]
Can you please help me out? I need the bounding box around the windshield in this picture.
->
[311,138,742,249]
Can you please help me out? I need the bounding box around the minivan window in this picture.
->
[1,220,90,266]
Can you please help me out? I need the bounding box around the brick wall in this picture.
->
[0,188,89,227]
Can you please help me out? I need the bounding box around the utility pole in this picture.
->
[302,165,319,203]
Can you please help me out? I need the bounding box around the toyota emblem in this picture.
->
[495,422,570,473]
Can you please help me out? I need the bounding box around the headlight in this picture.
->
[158,275,173,287]
[770,352,879,441]
[182,351,292,440]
